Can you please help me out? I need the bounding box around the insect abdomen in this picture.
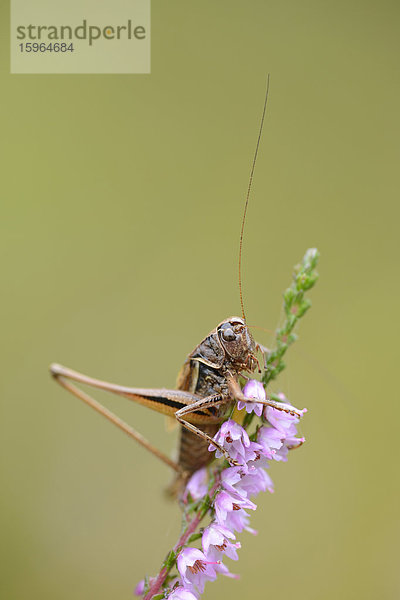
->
[167,359,227,497]
[178,362,228,474]
[166,424,219,498]
[178,424,219,475]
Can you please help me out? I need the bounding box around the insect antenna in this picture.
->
[238,74,271,323]
[247,324,274,335]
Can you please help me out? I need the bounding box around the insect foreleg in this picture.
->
[175,395,241,467]
[255,341,270,370]
[51,366,182,473]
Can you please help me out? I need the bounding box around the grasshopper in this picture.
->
[50,77,302,494]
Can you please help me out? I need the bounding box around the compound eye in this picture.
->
[222,327,236,342]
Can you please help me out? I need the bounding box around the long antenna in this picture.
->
[238,74,271,322]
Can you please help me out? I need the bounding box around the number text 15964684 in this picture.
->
[19,42,74,53]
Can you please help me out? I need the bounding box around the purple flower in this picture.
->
[202,522,241,561]
[259,408,306,463]
[212,560,240,580]
[238,461,274,495]
[184,468,208,501]
[134,577,157,596]
[238,379,266,416]
[136,338,309,599]
[221,462,274,498]
[265,394,307,434]
[286,435,305,450]
[177,548,219,595]
[208,420,250,463]
[220,466,246,497]
[273,435,306,462]
[214,490,256,533]
[134,579,145,596]
[167,586,199,600]
[257,426,283,459]
[244,440,265,463]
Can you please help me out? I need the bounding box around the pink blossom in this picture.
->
[237,460,274,495]
[220,466,246,497]
[273,435,305,462]
[202,522,241,561]
[237,379,266,416]
[265,395,307,434]
[257,426,283,459]
[136,379,307,600]
[213,560,240,580]
[177,548,219,595]
[134,579,145,596]
[259,416,305,463]
[244,440,265,463]
[286,435,305,450]
[134,577,156,596]
[221,462,274,498]
[167,586,199,600]
[214,490,256,533]
[184,468,208,501]
[208,420,250,463]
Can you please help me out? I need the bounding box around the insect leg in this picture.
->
[227,375,304,417]
[50,364,182,473]
[175,395,242,467]
[255,341,270,370]
[50,364,204,415]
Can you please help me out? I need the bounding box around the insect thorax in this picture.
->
[194,362,229,400]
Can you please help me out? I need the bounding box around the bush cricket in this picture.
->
[49,77,302,494]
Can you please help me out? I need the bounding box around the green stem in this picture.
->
[262,248,319,387]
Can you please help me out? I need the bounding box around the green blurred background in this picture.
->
[1,1,399,598]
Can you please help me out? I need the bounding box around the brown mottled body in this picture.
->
[173,318,255,482]
[176,360,230,476]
